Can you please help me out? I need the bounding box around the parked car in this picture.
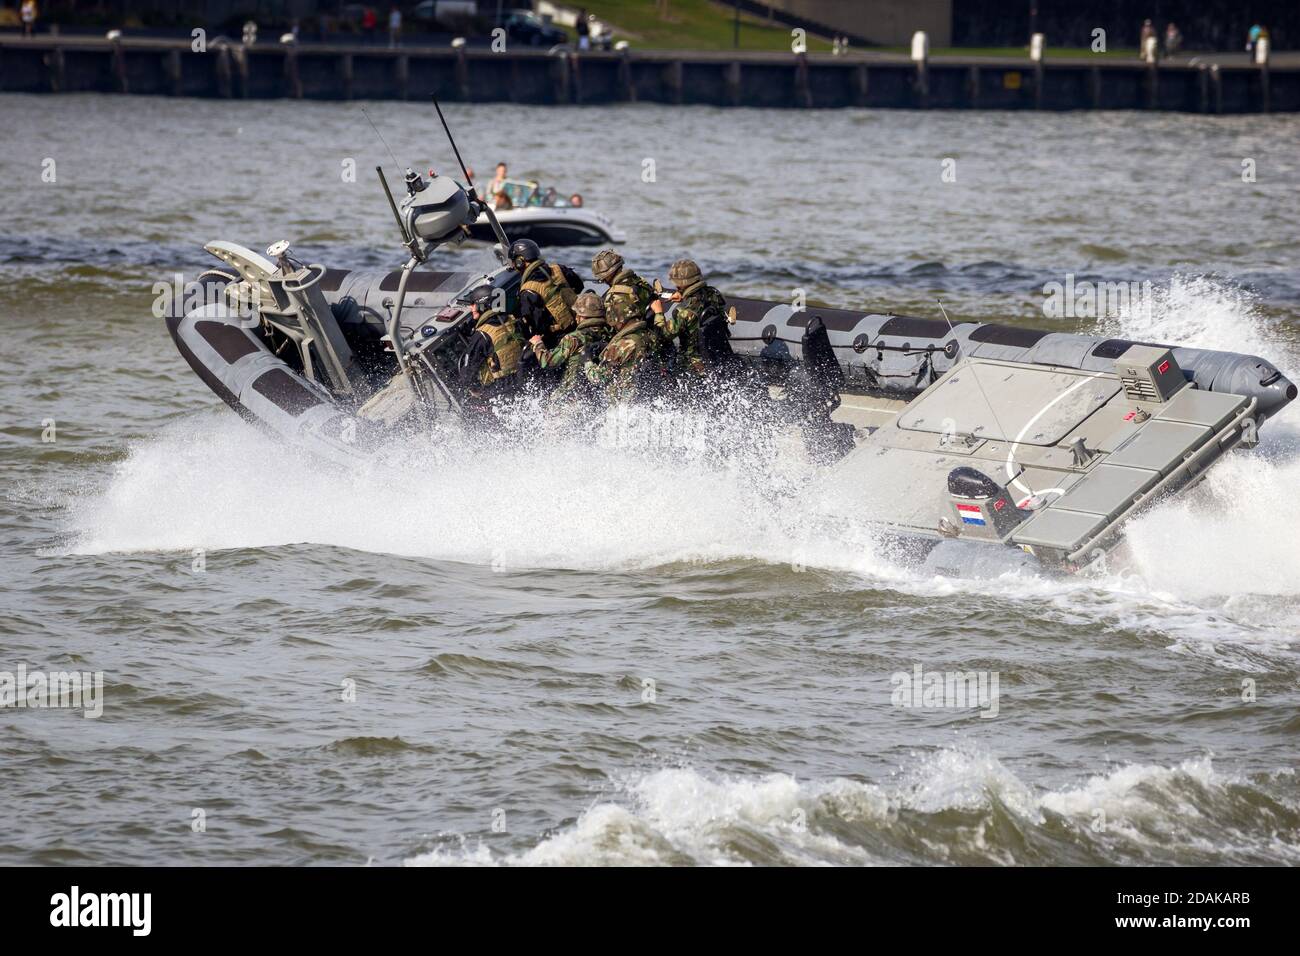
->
[501,8,567,47]
[409,0,478,30]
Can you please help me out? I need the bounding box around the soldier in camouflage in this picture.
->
[590,249,664,348]
[658,258,733,376]
[583,264,665,403]
[528,290,611,404]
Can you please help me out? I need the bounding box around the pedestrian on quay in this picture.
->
[388,5,402,48]
[576,8,590,51]
[1139,18,1156,61]
[20,0,38,38]
[1247,24,1262,58]
[1163,22,1182,57]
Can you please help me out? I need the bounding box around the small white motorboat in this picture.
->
[468,178,625,247]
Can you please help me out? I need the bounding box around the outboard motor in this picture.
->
[944,467,1029,541]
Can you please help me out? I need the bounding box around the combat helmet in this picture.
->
[668,258,703,289]
[572,291,606,319]
[591,249,624,283]
[508,238,542,272]
[464,283,499,312]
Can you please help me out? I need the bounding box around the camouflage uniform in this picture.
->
[660,281,729,376]
[532,317,611,400]
[585,320,662,403]
[601,267,657,329]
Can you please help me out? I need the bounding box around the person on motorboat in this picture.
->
[458,284,528,405]
[657,258,735,378]
[508,239,583,347]
[528,291,612,404]
[487,162,508,205]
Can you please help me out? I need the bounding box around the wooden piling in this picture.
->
[454,46,469,100]
[552,51,570,103]
[664,59,682,105]
[394,53,409,100]
[46,46,64,92]
[725,61,741,107]
[853,63,869,107]
[339,53,353,100]
[166,48,182,96]
[619,48,635,102]
[111,39,128,93]
[794,53,812,108]
[215,44,232,98]
[284,47,302,99]
[232,45,248,98]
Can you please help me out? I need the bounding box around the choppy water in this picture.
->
[2,95,1299,866]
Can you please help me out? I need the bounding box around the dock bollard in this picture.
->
[1030,32,1044,107]
[1256,35,1271,112]
[618,44,635,102]
[911,31,929,107]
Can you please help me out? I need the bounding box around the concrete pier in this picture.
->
[1,36,1296,112]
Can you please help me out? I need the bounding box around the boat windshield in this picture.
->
[496,179,570,208]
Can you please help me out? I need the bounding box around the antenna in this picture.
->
[375,166,410,246]
[432,97,477,201]
[431,96,510,252]
[361,106,402,170]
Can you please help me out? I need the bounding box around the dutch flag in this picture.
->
[956,503,986,526]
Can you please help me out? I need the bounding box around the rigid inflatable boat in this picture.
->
[165,168,1295,576]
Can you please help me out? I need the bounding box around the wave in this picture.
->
[405,749,1300,866]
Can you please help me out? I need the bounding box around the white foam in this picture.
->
[405,750,1298,866]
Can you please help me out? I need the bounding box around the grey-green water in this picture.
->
[2,95,1299,865]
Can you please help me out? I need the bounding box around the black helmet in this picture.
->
[464,284,496,309]
[508,238,542,271]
